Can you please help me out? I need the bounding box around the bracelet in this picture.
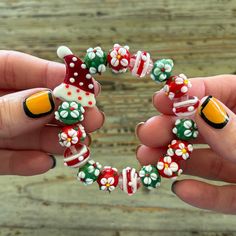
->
[52,44,199,195]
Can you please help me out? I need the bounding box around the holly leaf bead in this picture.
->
[139,165,161,190]
[55,101,85,125]
[172,118,198,141]
[150,59,174,83]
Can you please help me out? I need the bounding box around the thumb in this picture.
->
[196,95,236,162]
[0,88,55,138]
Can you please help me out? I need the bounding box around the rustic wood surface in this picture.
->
[0,0,236,235]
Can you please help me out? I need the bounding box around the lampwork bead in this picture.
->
[167,139,193,161]
[55,101,85,125]
[139,165,161,189]
[119,167,141,195]
[129,51,153,78]
[150,59,174,83]
[107,44,130,73]
[157,156,182,179]
[77,160,102,185]
[163,74,192,100]
[97,166,119,192]
[84,46,107,74]
[173,96,200,117]
[172,118,198,140]
[64,143,90,168]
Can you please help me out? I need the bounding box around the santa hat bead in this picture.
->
[167,139,193,161]
[129,51,153,78]
[119,167,141,195]
[157,156,183,179]
[163,74,192,100]
[55,101,85,125]
[53,46,96,108]
[107,44,131,73]
[84,47,107,74]
[172,118,198,141]
[97,166,119,192]
[64,143,90,168]
[58,124,86,148]
[77,160,102,185]
[150,59,174,83]
[139,165,161,189]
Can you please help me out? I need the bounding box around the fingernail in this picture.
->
[171,180,179,194]
[100,111,106,124]
[23,90,55,118]
[49,155,56,169]
[199,95,229,129]
[97,82,102,94]
[87,134,92,146]
[135,122,145,137]
[135,144,142,156]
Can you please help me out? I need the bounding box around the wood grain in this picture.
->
[0,0,236,235]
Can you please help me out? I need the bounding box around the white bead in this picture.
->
[79,82,84,86]
[88,84,94,89]
[81,64,86,69]
[86,74,92,79]
[72,57,77,62]
[69,77,75,83]
[70,63,75,68]
[74,72,78,76]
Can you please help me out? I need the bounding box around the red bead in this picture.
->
[163,74,192,100]
[107,44,130,73]
[97,166,119,192]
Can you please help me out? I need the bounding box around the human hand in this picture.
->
[136,75,236,214]
[0,50,104,176]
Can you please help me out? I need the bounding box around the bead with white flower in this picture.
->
[55,101,85,125]
[167,139,193,161]
[139,165,161,189]
[151,59,174,83]
[77,160,102,185]
[172,118,198,141]
[107,44,131,73]
[157,156,182,179]
[84,46,107,74]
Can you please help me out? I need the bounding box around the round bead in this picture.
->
[58,124,86,147]
[64,143,90,168]
[163,74,192,100]
[172,96,200,117]
[157,156,182,179]
[167,139,193,161]
[129,51,153,78]
[107,44,130,73]
[84,47,107,74]
[150,59,174,83]
[119,167,141,195]
[54,101,85,125]
[77,160,102,185]
[139,165,161,189]
[97,166,119,192]
[172,118,198,140]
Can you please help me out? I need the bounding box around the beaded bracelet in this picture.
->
[52,44,199,195]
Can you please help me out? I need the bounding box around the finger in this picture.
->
[0,150,56,176]
[153,75,236,115]
[137,146,236,183]
[172,179,236,214]
[135,114,204,147]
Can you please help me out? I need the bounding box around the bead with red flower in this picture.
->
[167,139,193,161]
[107,44,130,73]
[157,156,182,179]
[97,166,119,192]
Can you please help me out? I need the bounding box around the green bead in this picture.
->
[172,118,198,141]
[77,160,102,185]
[84,47,107,74]
[55,101,85,125]
[150,59,174,83]
[139,165,161,189]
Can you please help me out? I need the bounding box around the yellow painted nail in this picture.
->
[23,90,55,118]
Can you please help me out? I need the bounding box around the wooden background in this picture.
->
[0,0,236,235]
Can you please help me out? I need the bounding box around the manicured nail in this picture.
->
[135,144,142,156]
[135,122,145,137]
[23,90,55,118]
[49,155,56,169]
[199,95,229,129]
[171,180,179,194]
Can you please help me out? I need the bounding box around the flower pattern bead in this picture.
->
[139,165,161,189]
[150,59,174,83]
[55,101,85,125]
[172,118,198,141]
[157,156,182,179]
